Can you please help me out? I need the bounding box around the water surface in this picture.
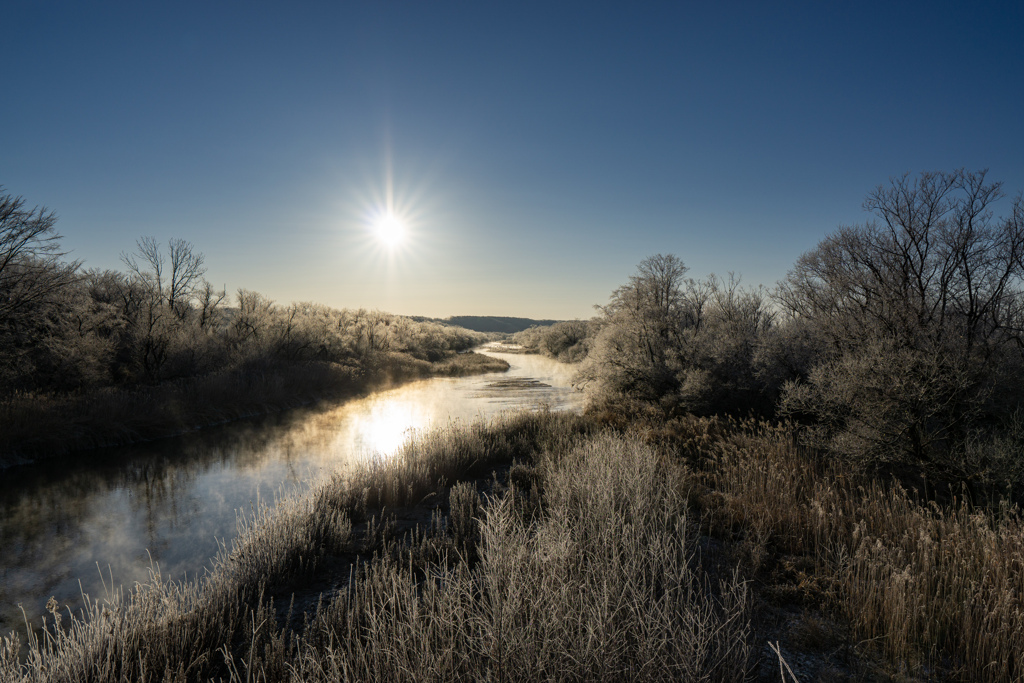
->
[0,348,581,636]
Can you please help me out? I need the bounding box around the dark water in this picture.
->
[0,348,582,637]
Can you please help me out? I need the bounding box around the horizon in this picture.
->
[3,1,1022,319]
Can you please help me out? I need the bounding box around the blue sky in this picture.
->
[3,1,1022,318]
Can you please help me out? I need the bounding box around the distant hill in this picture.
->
[220,309,558,335]
[414,315,562,334]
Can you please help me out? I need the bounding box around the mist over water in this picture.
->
[0,348,582,637]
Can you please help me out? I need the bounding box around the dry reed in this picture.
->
[688,417,1024,681]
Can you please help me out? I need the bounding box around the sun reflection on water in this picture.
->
[0,348,587,638]
[350,398,430,459]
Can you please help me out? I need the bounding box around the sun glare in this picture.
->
[373,212,406,248]
[355,400,422,458]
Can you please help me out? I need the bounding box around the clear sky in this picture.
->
[3,1,1022,319]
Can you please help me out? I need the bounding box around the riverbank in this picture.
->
[0,410,750,682]
[0,350,509,470]
[6,410,1020,680]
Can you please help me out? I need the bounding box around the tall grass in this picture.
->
[12,408,1023,681]
[284,434,750,682]
[0,412,752,682]
[679,416,1024,681]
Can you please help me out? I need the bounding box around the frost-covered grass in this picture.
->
[0,411,751,682]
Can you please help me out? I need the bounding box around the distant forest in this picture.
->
[411,315,562,334]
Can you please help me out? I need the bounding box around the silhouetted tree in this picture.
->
[680,273,775,414]
[167,238,206,319]
[121,236,207,320]
[777,169,1024,470]
[0,190,78,322]
[196,280,227,331]
[232,289,275,349]
[118,237,216,381]
[0,189,79,387]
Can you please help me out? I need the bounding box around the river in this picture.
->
[0,347,582,638]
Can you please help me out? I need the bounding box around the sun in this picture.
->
[373,212,406,248]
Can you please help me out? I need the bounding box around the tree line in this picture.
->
[7,169,1024,492]
[563,170,1024,494]
[0,189,486,397]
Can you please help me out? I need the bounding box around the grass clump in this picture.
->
[288,433,750,682]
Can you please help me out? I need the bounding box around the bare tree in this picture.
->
[779,170,1024,352]
[121,237,206,320]
[0,189,78,328]
[357,310,393,354]
[777,169,1024,469]
[196,280,227,331]
[121,237,163,297]
[0,189,81,387]
[167,238,206,318]
[680,273,776,413]
[117,237,211,381]
[232,289,275,348]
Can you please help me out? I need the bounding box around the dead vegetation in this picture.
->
[5,410,1023,681]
